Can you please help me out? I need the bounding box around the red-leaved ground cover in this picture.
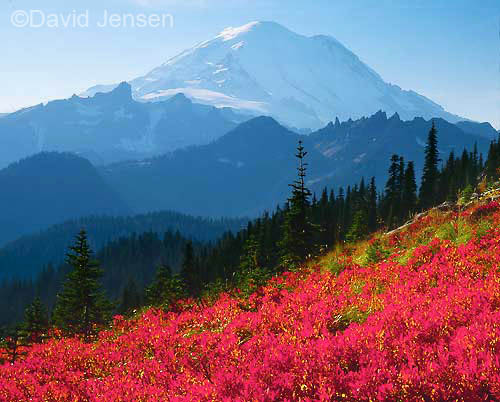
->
[1,202,500,401]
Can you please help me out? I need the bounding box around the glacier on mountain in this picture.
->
[82,21,463,129]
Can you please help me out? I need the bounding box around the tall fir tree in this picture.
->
[317,188,331,247]
[441,151,457,201]
[368,177,378,232]
[181,241,200,296]
[486,136,500,180]
[472,142,479,181]
[358,177,366,203]
[383,154,402,228]
[279,141,317,268]
[343,186,352,235]
[239,233,262,273]
[336,187,345,241]
[52,230,112,340]
[401,161,418,220]
[419,121,440,209]
[397,156,406,223]
[397,156,405,198]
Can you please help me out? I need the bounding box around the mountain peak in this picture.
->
[110,81,132,99]
[167,92,193,106]
[240,115,283,130]
[220,116,293,141]
[84,21,464,129]
[390,112,401,121]
[216,21,261,41]
[91,81,132,104]
[372,110,388,120]
[215,21,293,42]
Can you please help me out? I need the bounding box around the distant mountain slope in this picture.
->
[84,21,465,129]
[455,121,499,140]
[0,83,242,169]
[307,111,492,188]
[101,114,491,218]
[0,152,129,246]
[0,211,247,280]
[101,117,318,217]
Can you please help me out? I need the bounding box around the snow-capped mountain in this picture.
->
[83,21,463,129]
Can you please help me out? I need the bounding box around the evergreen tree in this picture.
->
[397,156,406,222]
[472,142,479,181]
[181,241,200,296]
[486,136,500,180]
[317,188,331,247]
[234,232,271,297]
[401,161,418,220]
[397,156,405,198]
[145,265,185,310]
[358,177,366,203]
[343,186,353,236]
[21,297,48,344]
[346,209,369,242]
[368,177,378,232]
[0,325,27,364]
[279,141,317,268]
[336,187,345,241]
[383,154,402,228]
[460,149,471,187]
[239,234,262,273]
[118,278,142,315]
[419,121,440,209]
[441,151,457,201]
[52,230,112,340]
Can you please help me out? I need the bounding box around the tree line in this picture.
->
[2,122,500,362]
[0,210,247,280]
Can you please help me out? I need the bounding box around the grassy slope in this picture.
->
[1,191,500,400]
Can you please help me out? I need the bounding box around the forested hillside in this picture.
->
[1,131,500,400]
[0,212,247,280]
[0,230,200,327]
[101,114,492,217]
[1,124,498,331]
[0,152,130,246]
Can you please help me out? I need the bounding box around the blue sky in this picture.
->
[1,0,499,127]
